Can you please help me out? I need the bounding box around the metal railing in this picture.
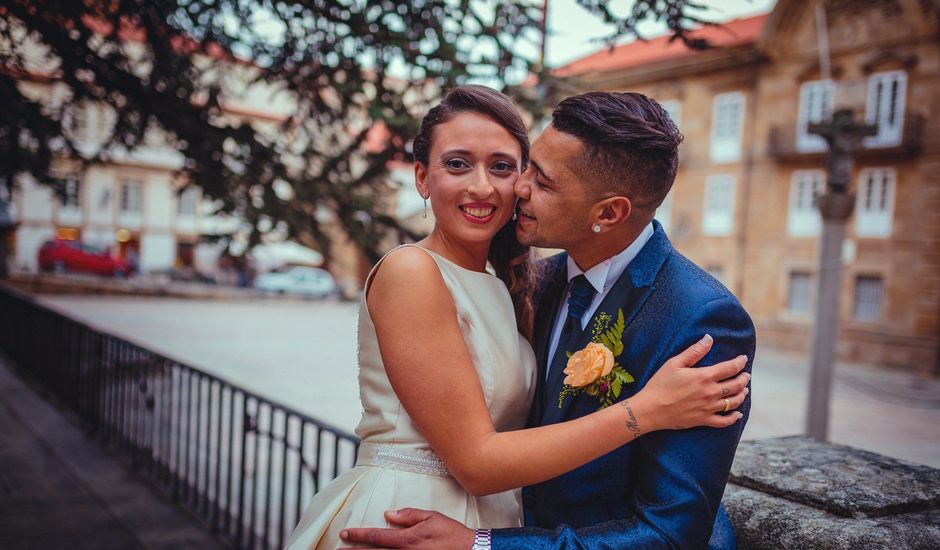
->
[0,285,359,549]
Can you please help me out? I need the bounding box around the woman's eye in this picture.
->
[492,161,515,172]
[445,158,469,170]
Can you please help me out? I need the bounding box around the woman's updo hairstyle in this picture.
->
[412,84,529,169]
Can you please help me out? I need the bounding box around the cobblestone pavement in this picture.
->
[0,355,226,550]
[39,295,940,468]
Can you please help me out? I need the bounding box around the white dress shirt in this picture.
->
[546,222,655,377]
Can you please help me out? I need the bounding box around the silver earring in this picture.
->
[423,197,428,219]
[592,224,602,234]
[512,211,518,221]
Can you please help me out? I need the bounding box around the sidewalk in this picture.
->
[5,272,257,301]
[0,355,227,550]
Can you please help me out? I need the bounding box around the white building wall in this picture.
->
[14,226,55,271]
[115,174,143,231]
[140,232,176,272]
[19,175,55,222]
[144,173,174,231]
[56,204,83,228]
[175,215,199,236]
[85,167,116,227]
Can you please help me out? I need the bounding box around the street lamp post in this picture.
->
[805,109,877,440]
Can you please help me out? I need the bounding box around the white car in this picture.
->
[253,266,338,299]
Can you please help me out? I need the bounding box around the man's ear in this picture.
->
[595,196,632,229]
[415,162,429,199]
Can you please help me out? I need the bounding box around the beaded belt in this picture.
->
[359,443,452,478]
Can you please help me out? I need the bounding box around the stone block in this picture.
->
[724,436,940,549]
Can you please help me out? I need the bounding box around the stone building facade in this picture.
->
[558,0,940,372]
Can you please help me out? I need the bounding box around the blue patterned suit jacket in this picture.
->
[492,221,755,549]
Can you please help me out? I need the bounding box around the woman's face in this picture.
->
[416,111,522,247]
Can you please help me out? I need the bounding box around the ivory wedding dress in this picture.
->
[285,245,537,550]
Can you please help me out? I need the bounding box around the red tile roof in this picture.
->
[556,13,768,77]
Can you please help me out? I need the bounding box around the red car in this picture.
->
[38,240,131,277]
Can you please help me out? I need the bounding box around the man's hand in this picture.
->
[339,508,475,550]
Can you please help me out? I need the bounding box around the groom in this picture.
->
[342,92,755,549]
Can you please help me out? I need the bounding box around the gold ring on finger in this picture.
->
[722,398,730,413]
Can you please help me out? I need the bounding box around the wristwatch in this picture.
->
[471,529,492,550]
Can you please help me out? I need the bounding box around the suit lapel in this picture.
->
[533,260,567,375]
[542,222,675,425]
[526,254,568,427]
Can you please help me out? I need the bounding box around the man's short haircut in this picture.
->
[551,92,683,210]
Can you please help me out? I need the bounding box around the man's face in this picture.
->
[514,125,595,250]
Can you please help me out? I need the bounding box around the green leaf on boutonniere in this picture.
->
[611,376,623,397]
[557,385,578,408]
[604,310,626,357]
[599,332,617,355]
[611,365,634,384]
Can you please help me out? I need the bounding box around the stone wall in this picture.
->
[724,437,940,549]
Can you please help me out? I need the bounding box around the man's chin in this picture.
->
[515,224,536,246]
[515,229,552,249]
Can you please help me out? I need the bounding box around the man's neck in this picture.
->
[567,223,648,272]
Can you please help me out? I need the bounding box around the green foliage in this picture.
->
[557,384,578,409]
[1,0,720,260]
[612,365,634,386]
[574,0,721,51]
[597,309,626,357]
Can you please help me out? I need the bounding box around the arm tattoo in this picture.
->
[619,399,642,439]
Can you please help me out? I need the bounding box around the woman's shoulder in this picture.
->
[366,246,458,325]
[367,245,445,297]
[378,245,440,278]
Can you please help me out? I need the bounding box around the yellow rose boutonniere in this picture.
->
[558,309,634,410]
[563,343,614,387]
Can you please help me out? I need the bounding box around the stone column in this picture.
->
[805,110,877,440]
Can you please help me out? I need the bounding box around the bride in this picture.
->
[285,85,748,550]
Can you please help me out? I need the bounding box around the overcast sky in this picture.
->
[545,0,777,67]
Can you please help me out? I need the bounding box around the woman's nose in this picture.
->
[467,167,495,196]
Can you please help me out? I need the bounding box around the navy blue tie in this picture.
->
[565,275,595,324]
[544,275,596,408]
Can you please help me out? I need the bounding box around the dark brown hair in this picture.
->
[551,92,683,215]
[412,85,540,341]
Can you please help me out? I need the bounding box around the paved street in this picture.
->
[0,354,225,550]
[40,295,940,468]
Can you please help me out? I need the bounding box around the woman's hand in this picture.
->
[636,335,750,432]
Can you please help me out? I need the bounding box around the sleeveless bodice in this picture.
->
[356,246,537,445]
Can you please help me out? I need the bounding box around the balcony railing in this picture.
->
[767,113,925,161]
[0,285,359,550]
